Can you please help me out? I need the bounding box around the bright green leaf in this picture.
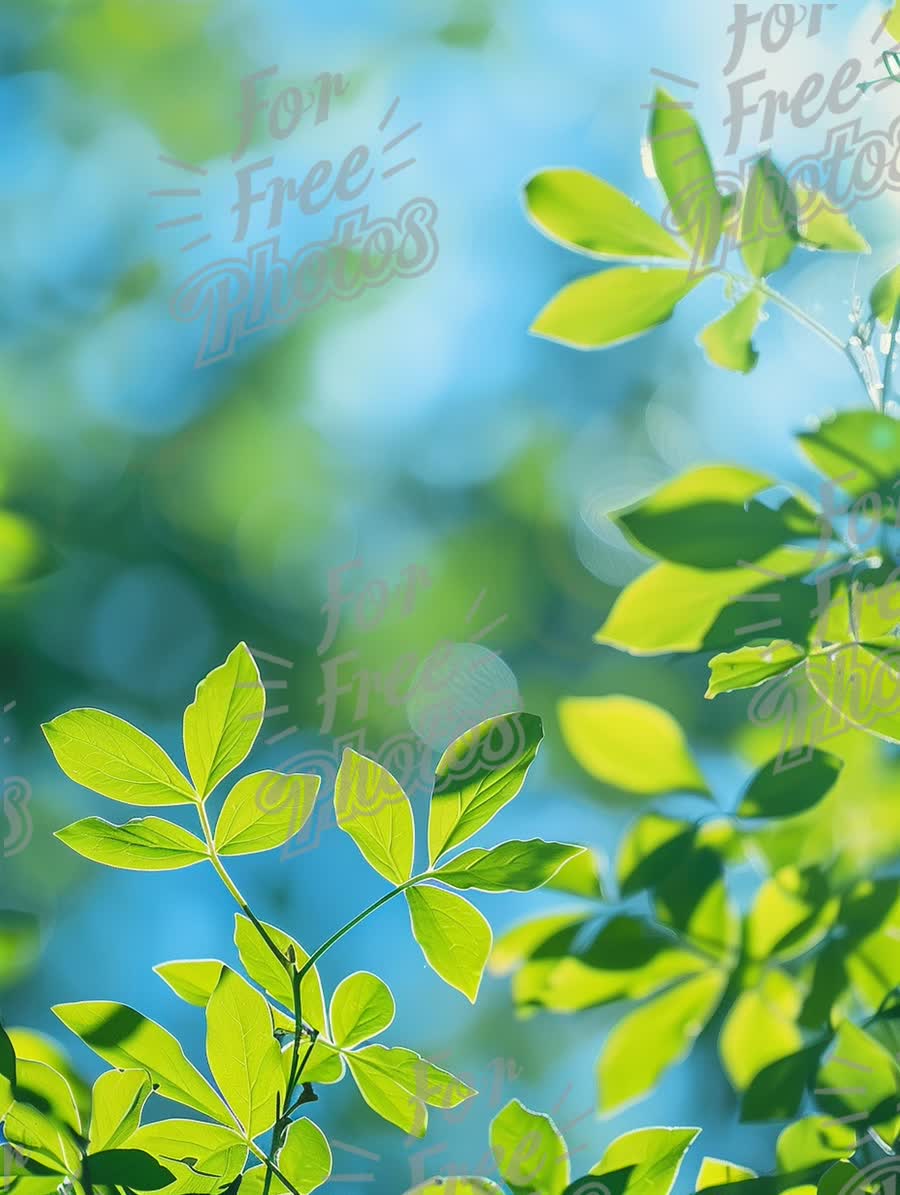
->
[405,1182,504,1195]
[587,1127,700,1195]
[719,971,803,1091]
[706,641,805,698]
[125,1119,247,1195]
[525,168,688,260]
[214,771,319,856]
[559,696,708,796]
[277,1117,332,1194]
[598,971,725,1113]
[776,1117,857,1171]
[55,816,208,870]
[429,713,543,864]
[531,267,705,349]
[86,1149,174,1191]
[541,847,605,898]
[740,157,797,277]
[346,1050,427,1137]
[42,710,195,807]
[183,643,265,798]
[815,1021,900,1144]
[347,1044,475,1111]
[52,1001,234,1126]
[746,868,839,961]
[490,1098,569,1195]
[806,643,900,746]
[88,1069,151,1152]
[796,411,900,499]
[334,748,414,885]
[432,840,585,893]
[205,966,283,1138]
[648,87,722,263]
[697,1158,757,1189]
[406,885,492,1003]
[154,959,225,1007]
[330,972,395,1049]
[699,291,767,373]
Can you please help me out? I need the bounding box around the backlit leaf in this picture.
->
[42,710,194,807]
[706,641,805,698]
[205,967,283,1138]
[737,751,842,819]
[559,696,708,796]
[52,1001,233,1126]
[525,168,688,260]
[598,971,725,1114]
[183,643,265,798]
[586,1127,700,1195]
[154,959,225,1007]
[406,885,492,1002]
[648,87,722,262]
[55,816,208,870]
[432,840,584,892]
[125,1118,247,1195]
[88,1069,151,1152]
[234,914,327,1034]
[795,187,869,253]
[334,749,414,885]
[776,1117,857,1171]
[531,267,705,349]
[330,972,395,1049]
[429,713,543,864]
[740,157,797,277]
[719,971,803,1091]
[214,771,319,856]
[490,1098,569,1195]
[796,411,900,499]
[277,1117,332,1194]
[699,291,766,373]
[871,264,900,324]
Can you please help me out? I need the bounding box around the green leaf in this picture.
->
[807,642,900,746]
[542,848,605,898]
[796,410,900,499]
[559,696,708,796]
[490,911,589,977]
[595,547,823,655]
[818,1162,860,1195]
[490,1098,569,1195]
[234,914,327,1034]
[740,1044,821,1124]
[517,915,706,1014]
[13,1058,81,1134]
[719,971,803,1091]
[653,850,740,960]
[334,748,414,885]
[277,1117,332,1194]
[524,168,688,260]
[432,840,585,892]
[125,1118,247,1194]
[406,885,492,1002]
[648,87,723,262]
[531,266,705,349]
[183,643,265,798]
[429,713,543,864]
[697,1158,757,1189]
[6,1028,90,1123]
[871,264,900,324]
[699,291,766,373]
[737,751,842,819]
[205,966,283,1138]
[330,972,395,1049]
[617,814,696,897]
[706,641,805,698]
[88,1069,151,1152]
[154,959,225,1007]
[747,868,839,962]
[214,771,319,856]
[598,971,726,1113]
[292,1038,346,1085]
[815,1021,900,1143]
[613,465,818,569]
[795,187,869,253]
[52,1001,234,1126]
[4,1100,80,1175]
[55,816,208,870]
[345,1049,427,1137]
[347,1044,475,1110]
[776,1117,857,1171]
[586,1127,700,1195]
[740,157,797,277]
[42,709,195,807]
[86,1149,174,1191]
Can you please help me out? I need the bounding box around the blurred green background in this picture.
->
[2,1,900,1191]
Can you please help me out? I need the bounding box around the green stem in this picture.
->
[248,1140,302,1195]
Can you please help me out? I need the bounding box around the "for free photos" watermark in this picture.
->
[151,68,439,368]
